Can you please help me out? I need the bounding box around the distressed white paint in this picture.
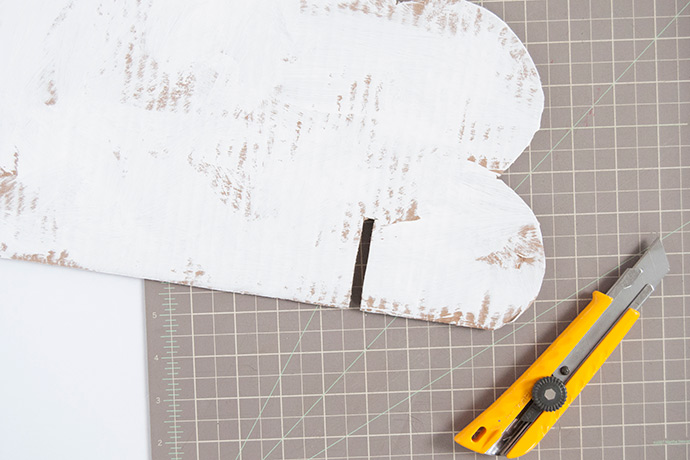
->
[0,0,545,329]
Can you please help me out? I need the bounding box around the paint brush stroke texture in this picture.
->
[0,0,545,329]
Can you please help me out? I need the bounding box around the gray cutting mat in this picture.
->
[144,1,690,459]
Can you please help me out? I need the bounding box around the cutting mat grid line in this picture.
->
[145,1,690,459]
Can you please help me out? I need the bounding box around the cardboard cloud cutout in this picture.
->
[0,0,545,329]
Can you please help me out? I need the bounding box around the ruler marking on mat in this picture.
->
[163,283,183,460]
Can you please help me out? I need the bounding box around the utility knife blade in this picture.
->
[455,238,670,458]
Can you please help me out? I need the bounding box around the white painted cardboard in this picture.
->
[0,0,545,329]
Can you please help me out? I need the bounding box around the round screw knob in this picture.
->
[532,376,567,412]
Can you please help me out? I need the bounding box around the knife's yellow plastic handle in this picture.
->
[455,291,634,456]
[506,306,639,457]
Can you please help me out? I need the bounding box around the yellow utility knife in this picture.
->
[455,238,670,458]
